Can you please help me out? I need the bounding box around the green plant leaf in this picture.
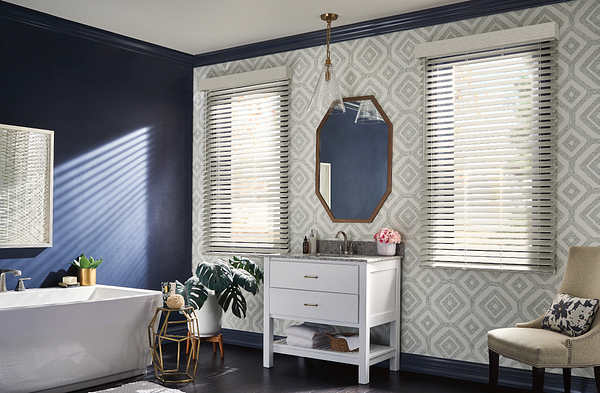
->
[218,284,247,318]
[232,268,258,295]
[195,260,233,294]
[78,254,91,269]
[229,256,264,285]
[175,277,209,310]
[89,257,103,269]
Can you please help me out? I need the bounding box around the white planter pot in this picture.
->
[377,241,397,256]
[192,294,223,337]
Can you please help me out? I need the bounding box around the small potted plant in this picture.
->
[69,253,103,286]
[374,228,401,256]
[175,256,263,336]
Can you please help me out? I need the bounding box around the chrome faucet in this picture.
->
[336,231,351,254]
[0,269,22,293]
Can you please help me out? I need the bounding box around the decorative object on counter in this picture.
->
[307,13,345,116]
[286,322,335,349]
[309,229,317,254]
[69,253,103,286]
[58,276,79,287]
[303,236,310,253]
[175,256,264,337]
[62,276,77,285]
[374,228,401,256]
[161,281,175,307]
[148,306,199,383]
[166,294,185,309]
[327,333,359,352]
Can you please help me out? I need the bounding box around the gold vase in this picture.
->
[78,268,96,286]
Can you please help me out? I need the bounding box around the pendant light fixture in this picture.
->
[307,13,345,116]
[355,99,384,124]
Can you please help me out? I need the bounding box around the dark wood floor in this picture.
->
[75,343,531,393]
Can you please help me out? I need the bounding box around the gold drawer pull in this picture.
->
[304,275,318,279]
[303,303,318,307]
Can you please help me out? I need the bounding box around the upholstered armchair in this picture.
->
[488,246,600,393]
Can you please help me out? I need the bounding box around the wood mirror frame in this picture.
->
[315,95,392,223]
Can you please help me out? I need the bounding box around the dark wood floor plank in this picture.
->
[71,343,530,393]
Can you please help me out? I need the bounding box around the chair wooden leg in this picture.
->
[563,368,571,393]
[489,349,499,393]
[532,367,545,393]
[594,366,600,393]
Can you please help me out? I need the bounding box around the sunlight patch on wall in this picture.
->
[48,127,150,285]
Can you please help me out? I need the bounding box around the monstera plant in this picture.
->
[176,256,263,319]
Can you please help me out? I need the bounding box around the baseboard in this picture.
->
[218,328,597,392]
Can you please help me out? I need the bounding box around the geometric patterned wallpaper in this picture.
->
[193,0,600,377]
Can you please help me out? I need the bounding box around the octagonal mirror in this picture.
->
[315,95,392,223]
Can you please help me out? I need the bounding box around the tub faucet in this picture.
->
[0,269,22,293]
[336,231,351,254]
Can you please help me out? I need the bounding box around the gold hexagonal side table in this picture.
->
[148,306,199,383]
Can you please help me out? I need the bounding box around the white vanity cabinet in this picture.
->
[263,254,401,384]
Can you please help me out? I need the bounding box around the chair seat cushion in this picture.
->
[488,327,569,367]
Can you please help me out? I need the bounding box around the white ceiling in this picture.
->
[5,0,467,55]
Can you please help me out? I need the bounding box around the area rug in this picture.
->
[90,381,184,393]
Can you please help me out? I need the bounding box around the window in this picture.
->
[0,124,53,247]
[415,23,558,273]
[199,67,291,254]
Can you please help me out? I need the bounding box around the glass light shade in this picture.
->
[355,99,384,124]
[308,64,345,116]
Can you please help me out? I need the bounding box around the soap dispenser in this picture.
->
[309,229,317,254]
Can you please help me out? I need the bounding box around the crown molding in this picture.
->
[0,0,570,69]
[193,0,569,67]
[0,1,194,67]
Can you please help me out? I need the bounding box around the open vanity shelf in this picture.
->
[263,253,401,384]
[273,338,397,366]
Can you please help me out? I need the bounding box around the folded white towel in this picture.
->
[286,323,336,340]
[286,334,330,348]
[335,334,359,351]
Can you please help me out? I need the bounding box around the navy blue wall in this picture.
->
[320,109,388,220]
[0,17,193,290]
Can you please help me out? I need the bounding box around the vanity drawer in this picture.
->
[270,261,358,294]
[269,288,358,324]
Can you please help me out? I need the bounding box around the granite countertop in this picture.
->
[266,240,404,262]
[267,252,399,263]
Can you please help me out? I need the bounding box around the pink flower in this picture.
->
[374,228,401,243]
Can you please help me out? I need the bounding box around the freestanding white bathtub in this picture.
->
[0,284,162,393]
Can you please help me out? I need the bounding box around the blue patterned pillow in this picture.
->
[542,293,599,337]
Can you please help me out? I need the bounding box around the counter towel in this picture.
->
[286,334,330,348]
[335,334,359,351]
[286,322,336,340]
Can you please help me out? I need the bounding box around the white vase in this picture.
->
[192,293,223,337]
[377,241,397,256]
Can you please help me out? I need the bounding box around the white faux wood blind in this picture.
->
[203,79,290,254]
[0,124,53,247]
[419,39,557,273]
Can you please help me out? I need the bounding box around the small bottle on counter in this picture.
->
[303,236,310,254]
[309,229,317,254]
